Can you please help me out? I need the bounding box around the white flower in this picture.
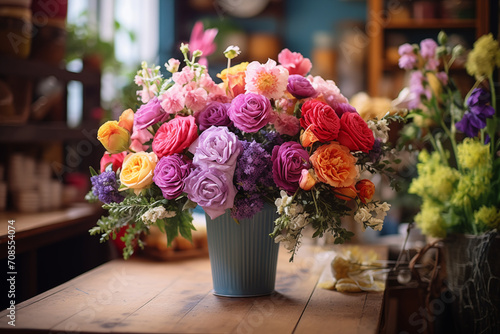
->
[141,206,176,224]
[224,45,241,59]
[367,119,390,143]
[275,190,292,214]
[354,207,372,224]
[275,234,297,251]
[289,213,310,230]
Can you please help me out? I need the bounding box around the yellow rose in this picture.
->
[120,152,158,195]
[118,108,134,133]
[97,121,131,154]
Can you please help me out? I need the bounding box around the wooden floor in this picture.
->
[0,244,386,334]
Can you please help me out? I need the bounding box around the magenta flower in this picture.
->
[134,97,169,130]
[184,167,236,219]
[189,21,218,67]
[153,154,193,200]
[228,93,272,133]
[195,101,232,131]
[287,74,317,99]
[271,142,311,194]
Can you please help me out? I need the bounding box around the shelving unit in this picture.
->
[367,0,491,98]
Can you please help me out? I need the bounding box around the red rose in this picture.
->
[100,151,127,172]
[299,99,340,142]
[337,112,374,153]
[153,116,198,159]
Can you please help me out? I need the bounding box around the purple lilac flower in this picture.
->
[420,39,439,70]
[272,141,311,194]
[456,88,495,138]
[262,130,284,153]
[235,140,275,193]
[398,43,417,70]
[368,139,383,163]
[91,171,124,204]
[153,154,193,200]
[287,74,317,99]
[228,93,272,133]
[184,167,236,219]
[189,126,242,172]
[134,97,169,130]
[408,71,431,109]
[231,193,265,220]
[195,102,232,131]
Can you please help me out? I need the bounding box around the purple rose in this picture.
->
[189,126,242,172]
[333,103,358,118]
[184,167,236,219]
[228,93,272,133]
[153,154,193,199]
[134,97,169,130]
[287,75,317,99]
[271,142,311,194]
[195,102,232,131]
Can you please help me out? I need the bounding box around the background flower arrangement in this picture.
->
[87,25,401,261]
[397,31,500,238]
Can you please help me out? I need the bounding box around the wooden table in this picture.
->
[0,245,387,334]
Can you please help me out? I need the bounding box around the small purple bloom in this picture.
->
[228,93,272,133]
[91,171,124,204]
[153,154,193,200]
[231,193,265,220]
[189,126,242,172]
[333,103,358,118]
[398,43,417,70]
[271,141,311,194]
[184,167,236,219]
[235,140,274,193]
[194,102,232,131]
[287,74,317,99]
[420,39,437,59]
[457,88,495,138]
[134,97,169,130]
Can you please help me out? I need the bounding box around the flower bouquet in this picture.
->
[87,32,400,263]
[396,32,500,332]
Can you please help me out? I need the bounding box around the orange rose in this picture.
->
[300,125,319,148]
[299,169,317,191]
[310,141,357,188]
[217,62,248,98]
[118,108,134,133]
[333,185,357,201]
[356,179,375,203]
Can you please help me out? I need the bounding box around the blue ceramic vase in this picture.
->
[205,203,280,297]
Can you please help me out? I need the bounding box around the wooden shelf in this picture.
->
[0,55,100,84]
[384,18,476,30]
[0,121,100,143]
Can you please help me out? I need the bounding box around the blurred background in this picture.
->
[0,0,499,330]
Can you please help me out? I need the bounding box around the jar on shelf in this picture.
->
[0,1,33,59]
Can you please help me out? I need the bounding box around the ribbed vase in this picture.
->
[205,203,280,297]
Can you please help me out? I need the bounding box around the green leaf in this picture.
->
[182,199,198,211]
[89,166,98,177]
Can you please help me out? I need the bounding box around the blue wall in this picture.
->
[159,0,367,66]
[285,0,367,58]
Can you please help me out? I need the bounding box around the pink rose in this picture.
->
[278,48,312,76]
[100,152,127,172]
[152,116,198,158]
